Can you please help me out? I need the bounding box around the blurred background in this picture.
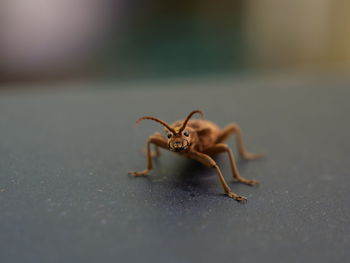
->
[1,0,350,83]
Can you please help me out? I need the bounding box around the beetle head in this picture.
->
[135,110,203,153]
[166,127,193,152]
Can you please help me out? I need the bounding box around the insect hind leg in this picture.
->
[216,123,263,160]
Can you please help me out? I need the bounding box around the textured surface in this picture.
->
[0,75,349,263]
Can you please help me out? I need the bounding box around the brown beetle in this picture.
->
[129,110,263,201]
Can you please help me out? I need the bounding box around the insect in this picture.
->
[129,110,263,201]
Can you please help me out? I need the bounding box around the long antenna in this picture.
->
[178,110,204,133]
[136,116,176,133]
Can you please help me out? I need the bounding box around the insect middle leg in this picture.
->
[203,143,258,185]
[216,123,263,160]
[186,151,247,201]
[128,134,168,176]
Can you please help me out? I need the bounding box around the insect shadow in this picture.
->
[145,153,254,199]
[172,159,215,194]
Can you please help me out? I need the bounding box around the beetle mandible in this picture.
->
[129,110,263,201]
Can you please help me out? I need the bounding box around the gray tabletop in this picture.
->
[0,75,349,263]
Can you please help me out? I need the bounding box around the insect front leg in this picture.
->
[129,135,168,176]
[216,123,264,160]
[186,151,247,202]
[203,143,258,185]
[143,132,162,158]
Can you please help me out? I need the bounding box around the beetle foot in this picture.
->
[237,178,259,186]
[128,169,149,176]
[226,191,247,202]
[242,153,264,160]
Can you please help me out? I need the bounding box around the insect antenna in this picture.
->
[178,110,204,133]
[135,116,176,133]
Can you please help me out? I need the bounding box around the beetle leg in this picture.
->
[203,143,258,185]
[185,151,247,201]
[143,132,162,157]
[129,135,168,176]
[216,123,264,160]
[151,145,160,158]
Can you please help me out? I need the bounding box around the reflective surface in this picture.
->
[0,75,349,263]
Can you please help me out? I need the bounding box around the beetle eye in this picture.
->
[167,133,172,138]
[183,130,189,137]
